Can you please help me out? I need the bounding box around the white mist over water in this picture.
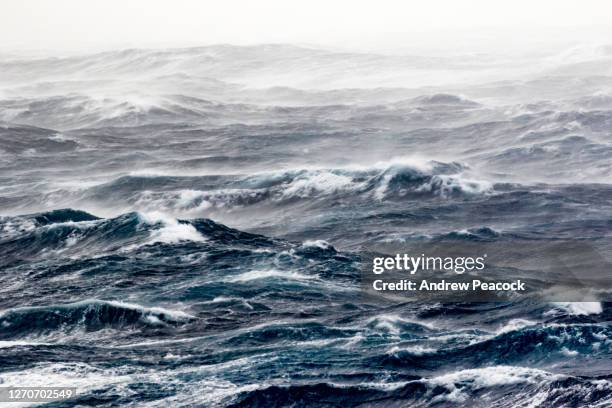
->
[3,0,612,56]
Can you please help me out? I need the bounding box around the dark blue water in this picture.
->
[0,45,611,407]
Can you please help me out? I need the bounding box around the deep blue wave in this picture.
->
[0,208,610,406]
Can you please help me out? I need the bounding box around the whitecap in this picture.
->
[551,302,603,315]
[225,269,316,283]
[138,211,205,244]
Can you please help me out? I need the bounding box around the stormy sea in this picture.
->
[0,44,611,407]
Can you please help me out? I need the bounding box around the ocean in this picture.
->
[0,44,611,407]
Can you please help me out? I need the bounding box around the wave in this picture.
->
[76,159,492,217]
[0,299,195,338]
[228,366,612,407]
[403,93,481,108]
[376,323,611,369]
[421,366,610,405]
[0,123,79,154]
[0,340,53,349]
[0,211,139,263]
[551,302,603,315]
[488,135,612,166]
[137,211,206,245]
[224,269,317,284]
[434,226,503,241]
[0,94,229,130]
[366,315,435,336]
[28,208,99,225]
[0,208,360,305]
[221,321,355,348]
[0,209,250,264]
[0,89,489,134]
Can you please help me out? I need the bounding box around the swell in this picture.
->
[74,160,489,213]
[228,367,612,407]
[0,209,268,260]
[0,299,195,339]
[377,323,611,371]
[0,209,360,314]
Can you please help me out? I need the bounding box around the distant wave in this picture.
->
[75,159,491,216]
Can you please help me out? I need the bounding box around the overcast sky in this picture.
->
[2,0,612,54]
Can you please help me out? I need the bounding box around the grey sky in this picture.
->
[2,0,612,53]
